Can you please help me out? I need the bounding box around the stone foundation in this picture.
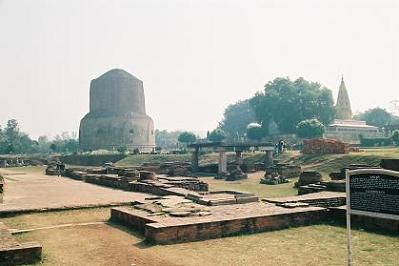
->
[0,222,42,265]
[111,203,328,244]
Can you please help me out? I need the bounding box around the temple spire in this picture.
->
[335,76,353,120]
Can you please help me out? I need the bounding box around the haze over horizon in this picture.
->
[1,0,398,140]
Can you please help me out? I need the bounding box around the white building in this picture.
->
[325,119,382,144]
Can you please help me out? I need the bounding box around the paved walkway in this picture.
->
[0,167,150,214]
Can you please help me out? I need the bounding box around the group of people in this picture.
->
[55,161,65,177]
[274,139,286,156]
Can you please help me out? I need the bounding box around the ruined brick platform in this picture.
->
[111,198,327,244]
[263,191,346,208]
[0,222,42,265]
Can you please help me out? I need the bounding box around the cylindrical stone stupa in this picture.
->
[79,69,155,152]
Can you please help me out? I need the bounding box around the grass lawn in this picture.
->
[1,208,110,229]
[2,209,398,266]
[1,165,45,174]
[202,172,298,199]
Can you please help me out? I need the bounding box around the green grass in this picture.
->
[116,153,192,166]
[9,215,399,266]
[116,153,228,167]
[202,172,298,199]
[1,165,45,173]
[290,148,399,175]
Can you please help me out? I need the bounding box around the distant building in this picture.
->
[79,69,155,152]
[325,119,381,144]
[324,77,383,144]
[335,77,353,120]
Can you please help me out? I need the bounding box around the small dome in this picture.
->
[95,68,142,82]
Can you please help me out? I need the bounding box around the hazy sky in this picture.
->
[0,0,398,139]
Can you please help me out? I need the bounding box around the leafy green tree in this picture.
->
[3,119,19,153]
[250,77,335,134]
[219,99,256,138]
[49,143,57,152]
[296,119,325,139]
[355,107,396,128]
[392,130,399,145]
[246,123,264,141]
[155,129,182,149]
[178,131,197,144]
[207,128,226,142]
[0,126,4,153]
[117,145,127,154]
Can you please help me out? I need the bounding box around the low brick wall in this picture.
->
[145,209,327,244]
[111,206,328,244]
[0,222,42,265]
[329,207,399,234]
[110,208,154,233]
[0,242,42,266]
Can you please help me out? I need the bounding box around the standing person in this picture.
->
[56,161,61,177]
[274,143,279,156]
[59,162,65,177]
[278,139,285,154]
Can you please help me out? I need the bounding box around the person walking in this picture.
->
[56,161,61,177]
[59,162,65,177]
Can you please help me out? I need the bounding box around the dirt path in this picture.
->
[0,167,151,214]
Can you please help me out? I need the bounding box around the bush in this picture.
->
[207,128,226,142]
[392,130,399,146]
[178,132,197,144]
[117,145,127,154]
[359,135,392,147]
[246,123,264,141]
[59,154,127,166]
[296,119,325,139]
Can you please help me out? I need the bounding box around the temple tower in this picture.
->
[335,76,353,119]
[79,69,155,152]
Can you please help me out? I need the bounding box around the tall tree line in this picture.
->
[0,119,78,154]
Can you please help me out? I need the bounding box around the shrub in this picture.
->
[392,130,399,146]
[246,123,264,141]
[296,119,325,139]
[207,128,226,142]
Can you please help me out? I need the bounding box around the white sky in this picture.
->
[0,0,398,139]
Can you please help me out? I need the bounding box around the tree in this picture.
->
[3,119,20,153]
[177,131,197,144]
[250,77,335,134]
[207,128,226,142]
[117,145,127,154]
[219,99,256,138]
[246,123,264,141]
[392,130,399,146]
[49,143,57,153]
[155,129,182,149]
[355,107,396,128]
[296,119,325,139]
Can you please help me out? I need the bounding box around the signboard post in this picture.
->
[346,168,399,266]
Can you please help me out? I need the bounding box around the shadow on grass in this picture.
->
[323,218,399,238]
[105,220,155,249]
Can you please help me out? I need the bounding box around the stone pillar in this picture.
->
[235,150,243,166]
[191,147,199,172]
[218,148,227,175]
[265,149,273,167]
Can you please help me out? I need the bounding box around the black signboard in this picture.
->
[349,171,399,215]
